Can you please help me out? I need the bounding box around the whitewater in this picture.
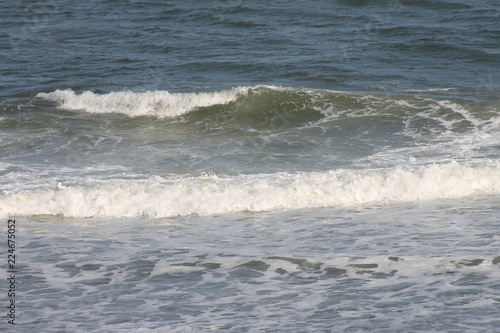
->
[2,162,500,218]
[1,0,499,332]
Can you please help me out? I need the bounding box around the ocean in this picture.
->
[1,0,499,332]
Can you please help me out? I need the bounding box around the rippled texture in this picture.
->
[1,0,499,332]
[2,0,499,95]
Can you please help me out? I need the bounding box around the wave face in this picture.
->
[35,85,500,131]
[2,162,499,218]
[36,85,348,121]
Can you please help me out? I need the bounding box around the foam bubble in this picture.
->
[2,162,499,218]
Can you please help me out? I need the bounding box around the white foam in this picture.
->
[2,162,499,218]
[403,88,456,93]
[36,87,255,118]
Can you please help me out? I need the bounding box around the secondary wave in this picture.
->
[2,162,499,218]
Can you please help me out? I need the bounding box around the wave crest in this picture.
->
[36,87,254,118]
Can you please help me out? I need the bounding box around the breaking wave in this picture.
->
[2,162,499,218]
[36,85,500,134]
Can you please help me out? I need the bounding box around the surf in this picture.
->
[2,162,499,218]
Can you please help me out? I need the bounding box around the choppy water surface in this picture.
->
[1,0,499,332]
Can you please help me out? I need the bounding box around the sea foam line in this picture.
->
[1,162,499,218]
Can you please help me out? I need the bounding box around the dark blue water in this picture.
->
[2,0,499,96]
[1,1,500,332]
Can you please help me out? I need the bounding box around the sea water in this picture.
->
[1,1,499,332]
